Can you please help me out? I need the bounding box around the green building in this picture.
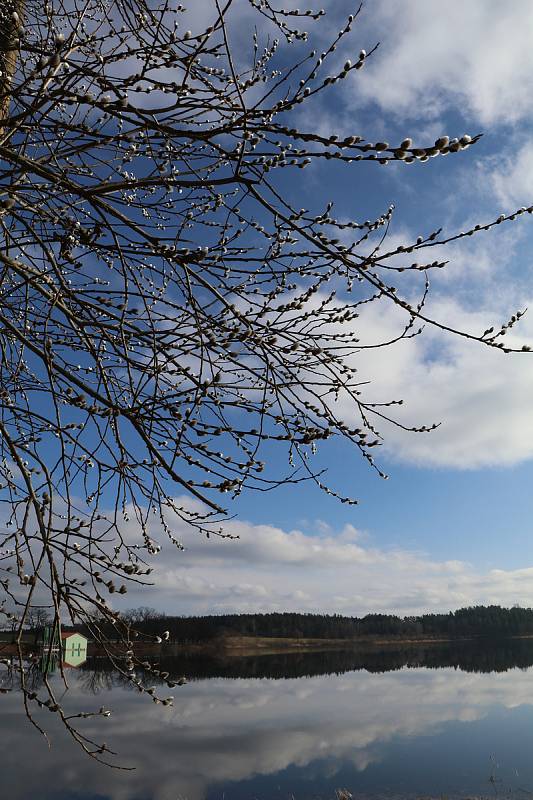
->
[38,626,88,672]
[39,622,61,674]
[61,632,88,667]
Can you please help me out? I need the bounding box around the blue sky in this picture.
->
[113,0,533,617]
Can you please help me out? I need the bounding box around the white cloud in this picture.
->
[347,294,533,468]
[483,141,533,209]
[351,0,533,126]
[107,506,533,616]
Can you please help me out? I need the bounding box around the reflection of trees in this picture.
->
[77,667,115,696]
[179,638,533,678]
[73,639,533,687]
[0,660,45,694]
[5,639,533,700]
[25,662,46,692]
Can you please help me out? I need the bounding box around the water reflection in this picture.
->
[2,642,533,800]
[81,637,533,680]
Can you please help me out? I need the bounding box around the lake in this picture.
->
[3,639,533,799]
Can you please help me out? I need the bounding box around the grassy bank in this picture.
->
[173,633,474,658]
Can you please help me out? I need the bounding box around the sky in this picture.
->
[116,0,533,618]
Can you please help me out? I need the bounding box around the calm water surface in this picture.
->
[4,641,533,800]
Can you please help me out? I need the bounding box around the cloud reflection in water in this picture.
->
[3,659,533,800]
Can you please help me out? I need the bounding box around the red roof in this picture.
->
[61,631,79,639]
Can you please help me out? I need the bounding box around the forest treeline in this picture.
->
[118,605,533,643]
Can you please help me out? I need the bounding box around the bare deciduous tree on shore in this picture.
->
[0,0,529,760]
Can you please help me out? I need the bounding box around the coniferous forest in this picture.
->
[116,605,533,643]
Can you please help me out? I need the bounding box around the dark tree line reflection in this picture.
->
[6,637,533,698]
[73,638,533,692]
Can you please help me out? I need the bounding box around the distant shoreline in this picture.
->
[202,634,467,655]
[5,630,533,658]
[0,631,476,657]
[90,633,525,659]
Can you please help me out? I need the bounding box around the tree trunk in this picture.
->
[0,0,21,128]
